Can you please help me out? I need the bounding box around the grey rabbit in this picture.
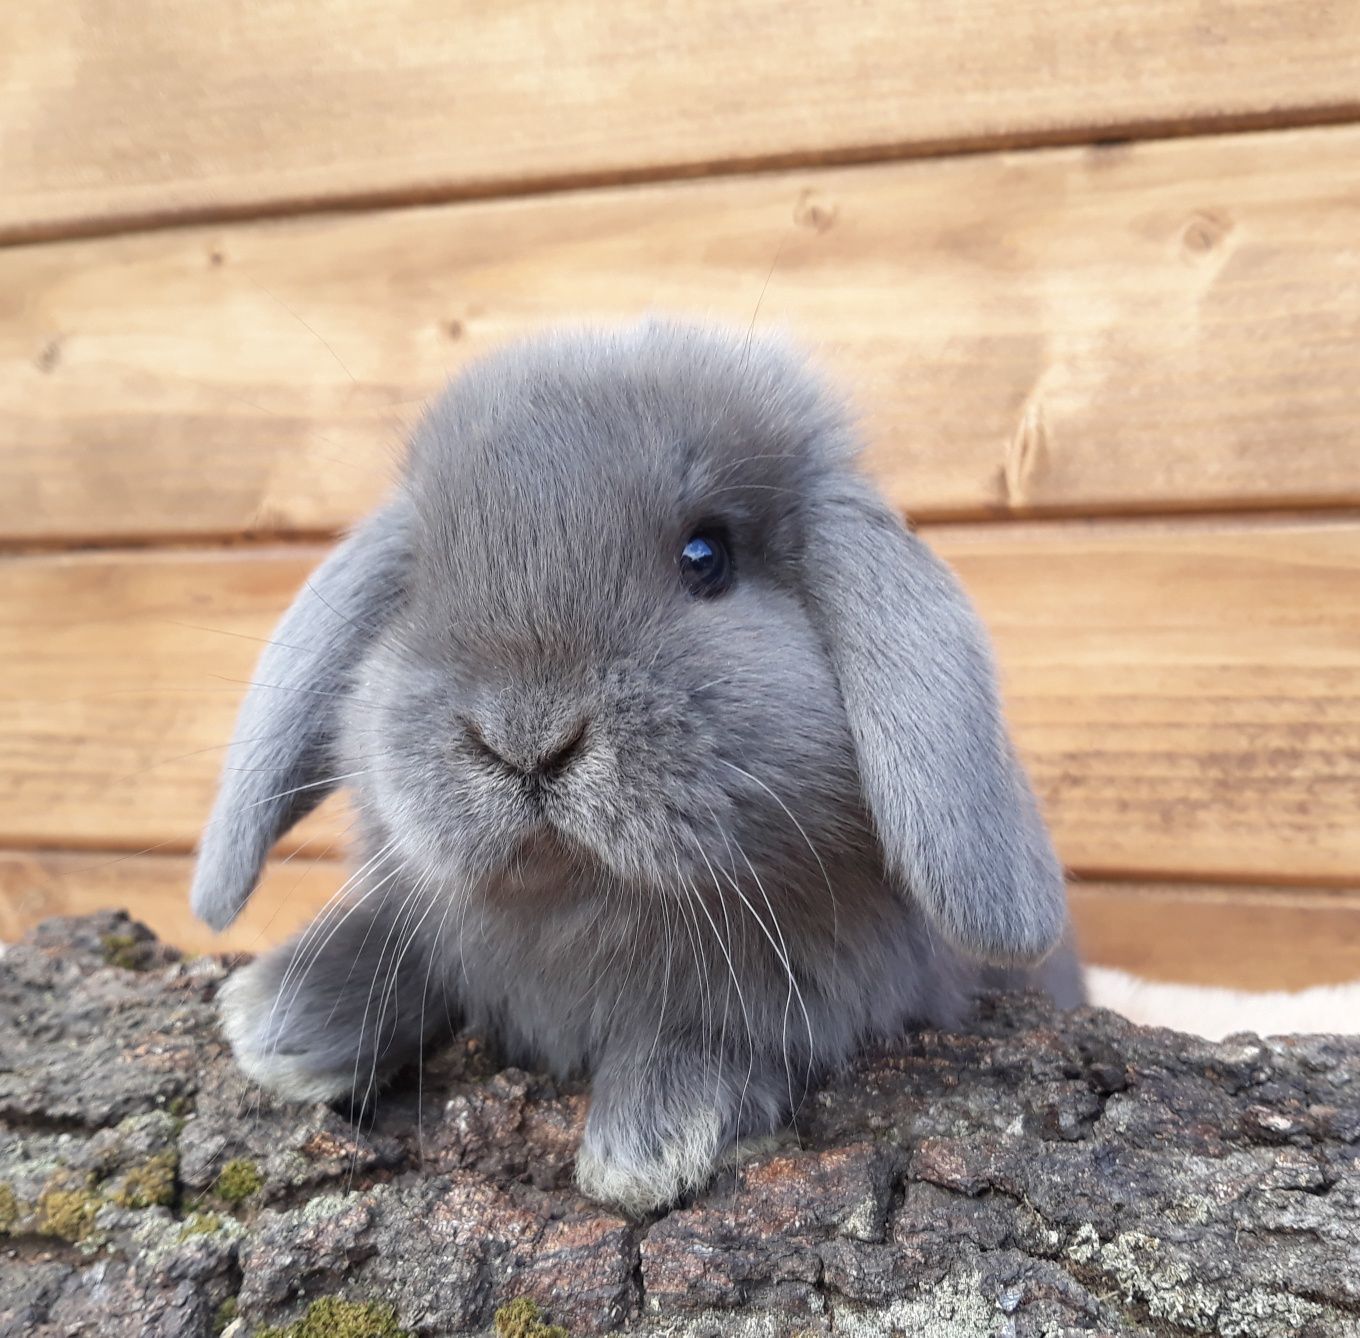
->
[191,320,1083,1214]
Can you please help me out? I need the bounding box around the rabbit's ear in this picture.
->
[802,477,1066,964]
[189,503,410,930]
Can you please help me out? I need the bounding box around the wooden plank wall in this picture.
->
[1,1,1358,986]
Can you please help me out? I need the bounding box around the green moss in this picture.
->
[101,932,149,970]
[255,1296,410,1338]
[178,1210,224,1241]
[212,1296,238,1334]
[168,1095,190,1118]
[493,1297,569,1338]
[36,1176,101,1242]
[113,1150,178,1209]
[0,1183,19,1233]
[215,1158,263,1204]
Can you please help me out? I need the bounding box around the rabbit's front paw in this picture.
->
[218,956,358,1103]
[574,1105,725,1215]
[215,886,456,1105]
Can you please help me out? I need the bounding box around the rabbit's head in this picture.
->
[192,321,1064,965]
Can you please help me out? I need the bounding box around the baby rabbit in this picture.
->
[191,320,1082,1214]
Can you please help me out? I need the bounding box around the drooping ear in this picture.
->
[189,502,410,930]
[802,476,1066,964]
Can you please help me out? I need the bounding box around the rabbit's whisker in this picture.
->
[598,880,645,1039]
[718,759,840,950]
[163,621,317,654]
[685,845,758,1130]
[708,809,815,1125]
[666,846,714,1065]
[210,673,385,711]
[738,228,790,375]
[702,482,801,500]
[223,750,390,775]
[690,673,739,696]
[347,875,431,1165]
[572,871,631,1025]
[359,871,441,1167]
[708,449,803,483]
[736,841,816,1123]
[686,863,756,1215]
[267,845,402,1052]
[674,864,724,1108]
[223,768,382,814]
[643,883,677,1072]
[417,891,458,1168]
[264,845,392,1045]
[105,735,291,785]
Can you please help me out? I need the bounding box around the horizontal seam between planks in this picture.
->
[0,837,1355,891]
[3,100,1360,249]
[4,506,1360,560]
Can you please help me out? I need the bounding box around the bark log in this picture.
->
[1,912,1357,1337]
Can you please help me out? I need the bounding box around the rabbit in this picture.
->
[190,319,1084,1215]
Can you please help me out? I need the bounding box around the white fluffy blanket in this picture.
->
[1087,967,1360,1039]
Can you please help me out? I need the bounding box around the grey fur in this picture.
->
[193,320,1083,1214]
[801,474,1068,964]
[190,503,410,931]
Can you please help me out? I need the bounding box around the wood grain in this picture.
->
[937,516,1360,884]
[1069,881,1360,992]
[2,516,1356,883]
[0,849,340,957]
[4,2,1359,242]
[3,849,1355,990]
[0,545,349,859]
[5,125,1360,545]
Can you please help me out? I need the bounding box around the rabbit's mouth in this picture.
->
[477,825,603,905]
[506,826,586,875]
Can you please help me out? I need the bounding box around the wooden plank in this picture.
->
[0,850,342,957]
[4,850,1356,991]
[939,517,1360,884]
[1069,882,1360,992]
[4,125,1360,545]
[4,1,1359,243]
[1,516,1357,883]
[0,544,348,859]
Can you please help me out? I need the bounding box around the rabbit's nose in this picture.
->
[464,716,589,780]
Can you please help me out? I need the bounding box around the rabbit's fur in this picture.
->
[192,321,1083,1214]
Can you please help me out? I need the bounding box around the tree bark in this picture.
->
[1,912,1356,1337]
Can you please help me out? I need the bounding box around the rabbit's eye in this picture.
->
[678,531,733,598]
